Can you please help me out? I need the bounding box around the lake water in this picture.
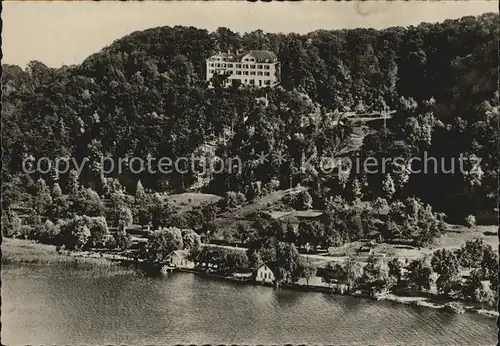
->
[1,265,497,345]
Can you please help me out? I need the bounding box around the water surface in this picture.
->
[1,265,496,345]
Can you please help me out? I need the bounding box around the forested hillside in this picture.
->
[2,13,498,222]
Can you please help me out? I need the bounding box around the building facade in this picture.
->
[253,263,276,283]
[206,50,280,88]
[166,249,195,269]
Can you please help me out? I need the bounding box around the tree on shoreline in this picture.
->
[474,282,494,309]
[388,258,403,290]
[144,227,184,264]
[182,229,202,253]
[405,258,432,292]
[362,256,391,291]
[344,257,363,292]
[247,237,300,286]
[431,249,461,295]
[295,258,317,286]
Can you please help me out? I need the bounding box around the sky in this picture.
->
[3,1,497,68]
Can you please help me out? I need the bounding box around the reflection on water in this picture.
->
[1,265,496,345]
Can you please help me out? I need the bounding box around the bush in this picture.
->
[371,197,389,212]
[283,190,314,211]
[32,219,60,245]
[105,235,118,249]
[281,193,297,207]
[1,211,22,238]
[137,206,152,227]
[70,188,105,217]
[182,229,201,252]
[58,216,93,250]
[397,96,418,113]
[222,229,236,243]
[465,215,476,228]
[18,225,34,240]
[246,181,262,201]
[114,231,132,251]
[354,101,366,114]
[46,196,70,220]
[118,207,133,229]
[385,197,446,246]
[295,191,313,210]
[87,216,110,248]
[265,179,281,193]
[472,280,495,308]
[220,191,246,210]
[75,225,91,250]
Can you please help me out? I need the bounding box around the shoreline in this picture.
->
[1,238,139,277]
[3,238,497,318]
[379,293,498,318]
[172,268,498,319]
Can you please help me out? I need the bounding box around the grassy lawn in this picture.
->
[337,113,394,157]
[433,225,498,251]
[2,238,66,264]
[2,238,137,276]
[164,192,221,213]
[303,224,498,265]
[337,124,370,157]
[212,187,307,237]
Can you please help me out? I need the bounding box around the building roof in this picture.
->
[253,262,276,274]
[367,229,381,237]
[294,210,323,219]
[233,271,253,277]
[245,50,278,63]
[206,52,238,62]
[207,50,278,63]
[168,249,190,258]
[221,52,240,60]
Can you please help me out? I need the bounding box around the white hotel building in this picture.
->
[206,50,280,88]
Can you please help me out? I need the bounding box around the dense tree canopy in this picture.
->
[2,14,497,221]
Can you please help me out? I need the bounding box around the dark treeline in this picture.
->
[2,13,498,222]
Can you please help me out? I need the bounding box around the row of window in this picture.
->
[259,271,272,279]
[211,57,257,62]
[209,70,271,76]
[219,79,272,86]
[212,57,233,62]
[249,79,271,86]
[208,63,271,69]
